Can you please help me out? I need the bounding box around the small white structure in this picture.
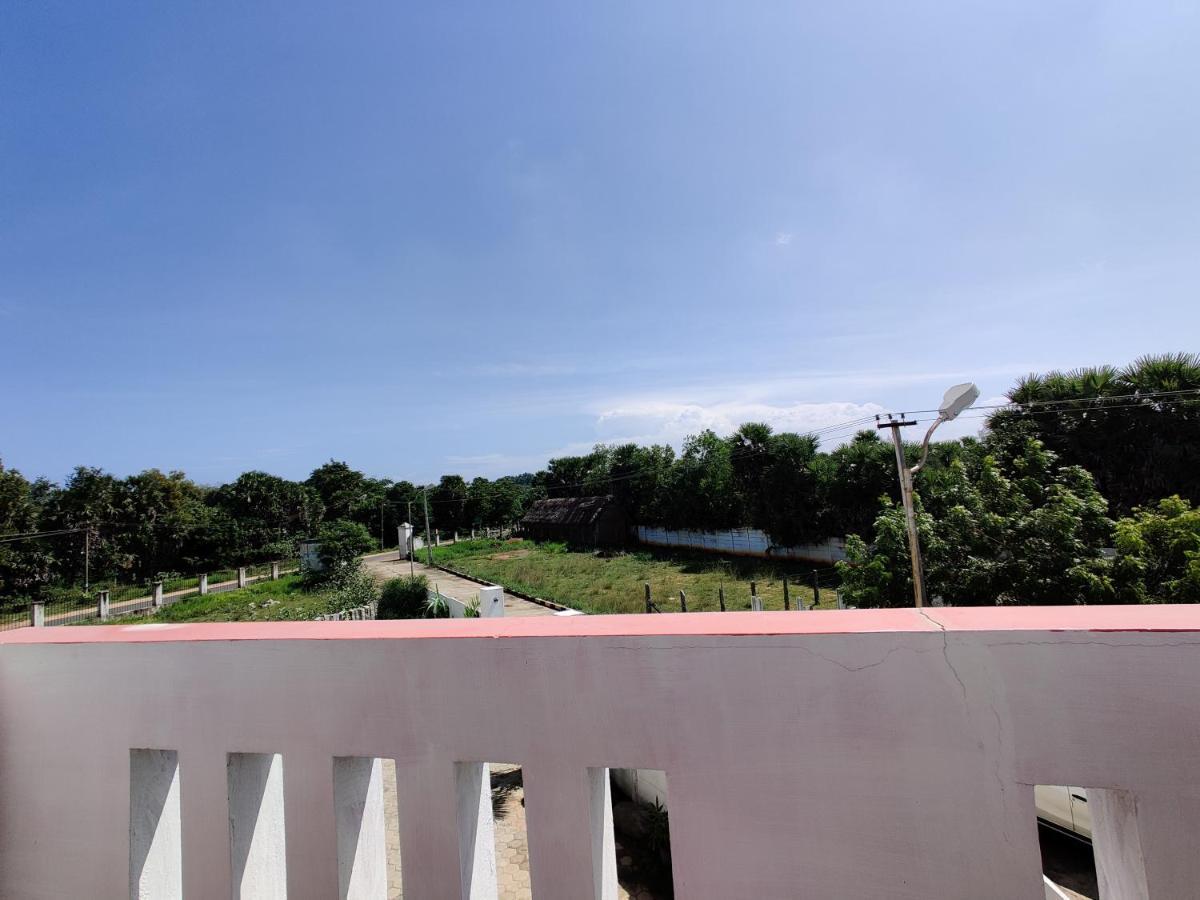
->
[478,586,504,618]
[299,540,323,573]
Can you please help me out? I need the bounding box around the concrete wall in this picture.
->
[635,525,847,563]
[4,608,1200,898]
[611,767,668,808]
[435,585,504,619]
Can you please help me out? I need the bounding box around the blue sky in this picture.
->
[3,1,1199,485]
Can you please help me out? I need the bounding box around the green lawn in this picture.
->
[429,539,841,614]
[104,574,343,624]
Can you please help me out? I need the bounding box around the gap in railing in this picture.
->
[455,760,530,898]
[1035,785,1098,898]
[130,749,182,900]
[608,768,675,899]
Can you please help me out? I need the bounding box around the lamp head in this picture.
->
[939,382,980,421]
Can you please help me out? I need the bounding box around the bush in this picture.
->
[425,590,449,618]
[378,576,429,619]
[325,565,378,613]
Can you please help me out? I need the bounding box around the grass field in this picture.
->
[429,539,841,614]
[104,574,342,624]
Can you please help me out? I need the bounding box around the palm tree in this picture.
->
[989,353,1200,514]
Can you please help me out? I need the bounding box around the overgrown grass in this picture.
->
[428,539,841,614]
[103,575,346,624]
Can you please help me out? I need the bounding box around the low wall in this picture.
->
[612,767,668,808]
[6,608,1200,898]
[428,584,505,619]
[634,525,847,564]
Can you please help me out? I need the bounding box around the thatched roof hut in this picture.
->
[520,496,627,548]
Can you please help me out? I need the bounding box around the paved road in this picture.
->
[362,551,554,618]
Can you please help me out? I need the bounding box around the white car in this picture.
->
[1035,785,1092,841]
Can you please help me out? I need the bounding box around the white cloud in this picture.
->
[595,398,886,448]
[774,231,794,245]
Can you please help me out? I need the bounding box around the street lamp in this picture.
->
[877,382,979,608]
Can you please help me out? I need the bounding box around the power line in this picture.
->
[899,394,1200,427]
[0,527,87,545]
[896,386,1200,419]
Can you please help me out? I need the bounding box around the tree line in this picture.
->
[2,352,1198,606]
[0,460,537,601]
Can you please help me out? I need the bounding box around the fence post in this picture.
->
[271,561,280,581]
[718,585,726,612]
[198,573,209,595]
[812,570,820,610]
[97,589,110,621]
[750,581,762,612]
[453,531,458,543]
[644,583,653,614]
[679,590,687,613]
[783,576,791,611]
[30,601,45,627]
[237,567,247,589]
[435,533,441,547]
[152,581,164,609]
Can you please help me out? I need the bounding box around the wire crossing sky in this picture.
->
[3,1,1199,484]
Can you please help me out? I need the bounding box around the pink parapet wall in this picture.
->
[2,606,1200,898]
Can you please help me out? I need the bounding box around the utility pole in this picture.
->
[407,500,415,577]
[84,526,90,591]
[422,489,434,565]
[879,416,925,607]
[876,383,980,610]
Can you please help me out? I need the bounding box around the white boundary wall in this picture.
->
[430,584,505,619]
[635,525,847,564]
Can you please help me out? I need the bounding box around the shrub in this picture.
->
[326,565,378,613]
[424,590,449,618]
[378,576,429,619]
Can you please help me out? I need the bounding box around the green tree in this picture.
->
[662,430,739,531]
[429,475,469,533]
[1112,496,1200,603]
[306,460,371,522]
[312,520,374,576]
[818,431,899,539]
[728,422,774,528]
[988,353,1200,514]
[0,461,52,598]
[754,432,823,546]
[838,438,1114,607]
[607,443,674,524]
